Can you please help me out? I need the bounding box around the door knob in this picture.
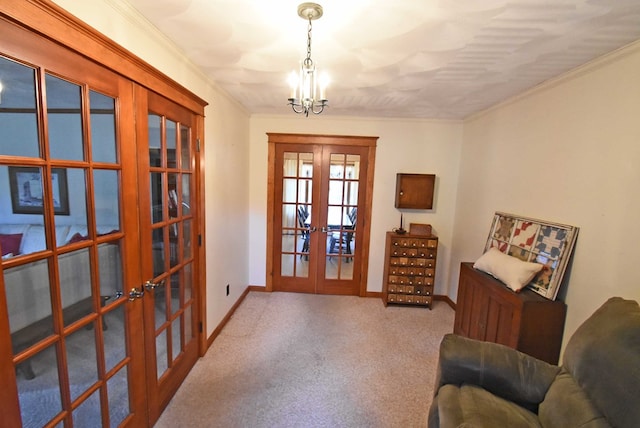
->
[128,287,145,301]
[145,279,165,291]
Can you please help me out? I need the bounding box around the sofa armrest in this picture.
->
[435,334,561,407]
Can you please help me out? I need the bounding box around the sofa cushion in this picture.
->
[436,384,541,428]
[563,297,640,428]
[538,370,610,428]
[1,233,23,256]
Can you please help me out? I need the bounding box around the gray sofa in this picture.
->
[429,297,640,428]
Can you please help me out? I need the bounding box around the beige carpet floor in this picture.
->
[156,291,454,428]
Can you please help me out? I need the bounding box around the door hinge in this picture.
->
[196,138,201,152]
[198,322,203,333]
[198,234,202,246]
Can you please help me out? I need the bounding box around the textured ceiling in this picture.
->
[125,0,640,119]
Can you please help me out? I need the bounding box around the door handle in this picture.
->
[309,226,317,233]
[321,226,328,233]
[145,279,165,291]
[128,287,145,301]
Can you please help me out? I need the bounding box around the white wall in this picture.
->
[52,0,251,335]
[451,42,640,350]
[248,115,463,295]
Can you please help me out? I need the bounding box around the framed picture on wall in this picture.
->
[9,166,70,215]
[483,212,579,300]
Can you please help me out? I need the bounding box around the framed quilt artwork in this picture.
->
[484,212,579,300]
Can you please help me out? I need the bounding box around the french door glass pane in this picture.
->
[151,172,164,223]
[58,248,92,326]
[148,114,162,167]
[46,74,83,161]
[180,124,190,169]
[166,119,177,168]
[182,173,191,215]
[72,389,101,426]
[93,169,121,233]
[98,241,124,306]
[156,329,168,378]
[0,57,39,157]
[66,323,99,401]
[90,90,117,163]
[17,345,61,427]
[107,366,130,427]
[103,304,127,372]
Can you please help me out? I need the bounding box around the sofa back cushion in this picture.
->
[562,297,640,428]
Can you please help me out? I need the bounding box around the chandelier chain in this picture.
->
[305,17,313,66]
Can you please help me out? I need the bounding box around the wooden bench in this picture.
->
[11,296,110,380]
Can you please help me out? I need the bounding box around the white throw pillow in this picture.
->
[473,247,543,292]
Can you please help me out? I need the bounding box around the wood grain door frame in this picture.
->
[266,133,377,296]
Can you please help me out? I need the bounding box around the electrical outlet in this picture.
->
[226,284,230,296]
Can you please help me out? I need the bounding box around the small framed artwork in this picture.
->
[483,211,579,300]
[9,167,70,215]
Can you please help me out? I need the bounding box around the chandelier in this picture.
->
[287,3,328,116]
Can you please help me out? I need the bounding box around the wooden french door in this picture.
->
[135,89,201,424]
[0,12,204,427]
[268,134,377,296]
[0,19,147,427]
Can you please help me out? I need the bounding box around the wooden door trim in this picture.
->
[266,133,377,297]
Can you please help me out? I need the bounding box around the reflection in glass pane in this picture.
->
[182,173,191,215]
[151,172,164,223]
[183,219,192,260]
[104,305,127,373]
[0,57,39,157]
[283,178,297,203]
[0,167,45,254]
[170,272,180,315]
[17,345,61,427]
[152,227,165,277]
[108,366,130,428]
[299,153,313,177]
[148,114,161,167]
[157,329,168,379]
[169,225,179,268]
[72,388,101,426]
[90,90,117,163]
[66,323,98,401]
[61,169,88,246]
[283,152,297,177]
[180,124,190,170]
[98,241,124,304]
[171,317,182,362]
[93,169,120,233]
[328,180,344,206]
[155,281,167,330]
[46,74,83,161]
[298,178,311,204]
[184,263,193,302]
[168,173,178,218]
[6,260,53,347]
[281,254,294,277]
[282,204,296,228]
[327,206,343,228]
[345,182,359,206]
[347,154,361,177]
[325,255,338,279]
[166,119,177,168]
[330,154,345,178]
[58,249,92,326]
[184,305,193,341]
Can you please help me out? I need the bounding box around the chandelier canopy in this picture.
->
[287,3,328,117]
